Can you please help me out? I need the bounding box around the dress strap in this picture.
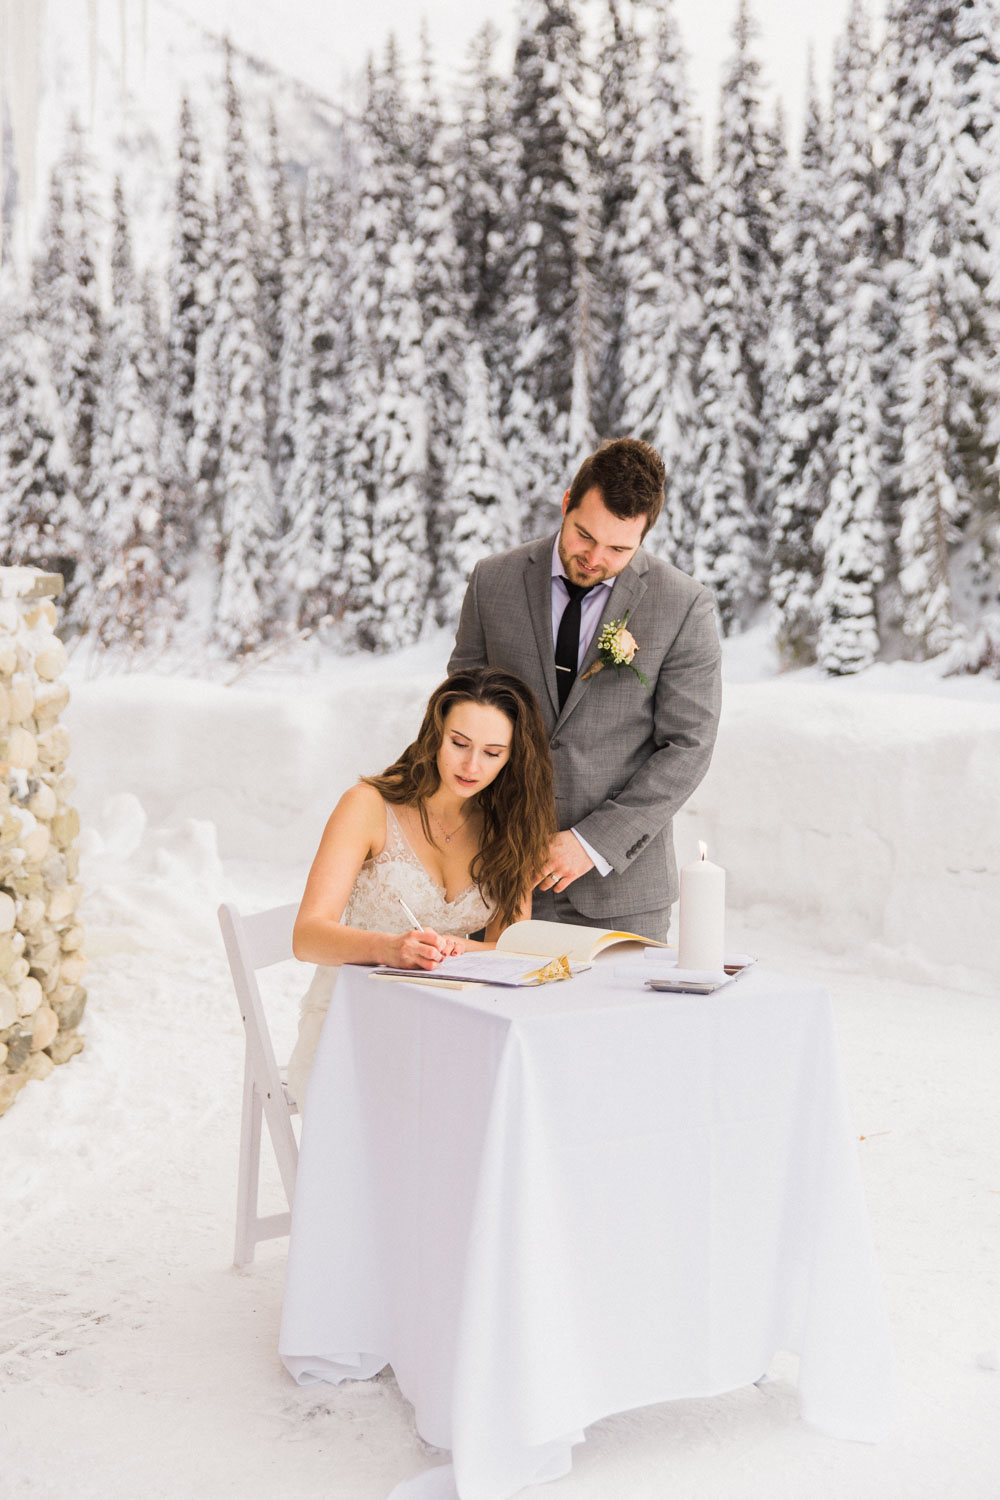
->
[381,800,408,857]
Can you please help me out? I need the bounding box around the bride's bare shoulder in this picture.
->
[327,781,395,852]
[331,781,385,825]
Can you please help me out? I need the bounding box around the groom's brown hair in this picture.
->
[567,437,665,536]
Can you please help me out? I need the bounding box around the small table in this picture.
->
[279,959,895,1500]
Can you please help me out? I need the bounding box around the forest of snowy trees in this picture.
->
[1,0,1000,675]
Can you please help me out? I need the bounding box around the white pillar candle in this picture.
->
[678,842,726,972]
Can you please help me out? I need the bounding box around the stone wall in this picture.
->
[0,569,85,1117]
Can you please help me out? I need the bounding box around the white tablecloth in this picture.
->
[279,960,896,1500]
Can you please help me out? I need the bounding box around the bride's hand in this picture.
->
[391,927,450,969]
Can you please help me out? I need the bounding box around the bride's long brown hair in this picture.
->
[363,669,555,929]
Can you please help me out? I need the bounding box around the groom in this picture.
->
[448,437,722,941]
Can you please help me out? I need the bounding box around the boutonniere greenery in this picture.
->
[581,612,650,691]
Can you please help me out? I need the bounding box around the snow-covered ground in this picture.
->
[2,633,999,1499]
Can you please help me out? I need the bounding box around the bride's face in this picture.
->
[436,702,513,800]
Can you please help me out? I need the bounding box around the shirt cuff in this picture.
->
[571,828,612,877]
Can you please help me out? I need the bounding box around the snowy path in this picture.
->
[2,845,997,1499]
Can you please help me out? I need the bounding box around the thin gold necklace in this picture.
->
[426,800,472,844]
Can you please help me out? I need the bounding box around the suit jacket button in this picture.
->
[550,739,561,750]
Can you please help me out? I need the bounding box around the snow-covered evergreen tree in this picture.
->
[618,0,705,568]
[30,117,102,488]
[940,611,1000,679]
[187,184,223,540]
[210,48,277,654]
[164,96,208,488]
[270,145,309,521]
[692,309,758,635]
[366,231,431,652]
[567,189,598,460]
[339,78,382,653]
[340,49,430,652]
[272,213,308,523]
[504,0,591,530]
[412,30,468,620]
[0,303,83,599]
[760,96,790,231]
[763,64,834,665]
[827,0,881,401]
[692,0,776,628]
[875,0,987,260]
[452,23,515,341]
[971,4,1000,616]
[437,340,519,625]
[88,179,173,650]
[591,0,641,441]
[813,278,886,675]
[277,165,351,630]
[895,268,961,655]
[259,104,295,483]
[712,0,780,442]
[813,0,887,675]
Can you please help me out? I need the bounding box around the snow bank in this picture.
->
[678,682,1000,990]
[65,667,443,863]
[64,655,1000,991]
[79,792,225,952]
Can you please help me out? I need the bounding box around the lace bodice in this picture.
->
[342,803,494,938]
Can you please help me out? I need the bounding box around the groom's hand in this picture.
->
[534,831,595,894]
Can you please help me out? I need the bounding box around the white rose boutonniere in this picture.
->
[581,611,650,691]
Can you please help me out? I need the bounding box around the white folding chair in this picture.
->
[218,900,301,1268]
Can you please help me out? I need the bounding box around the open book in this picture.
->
[496,918,672,964]
[371,918,672,989]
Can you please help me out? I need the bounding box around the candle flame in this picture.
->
[698,841,707,861]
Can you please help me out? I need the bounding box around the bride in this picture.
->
[287,667,555,1103]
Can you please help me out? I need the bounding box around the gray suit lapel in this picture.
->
[523,536,559,716]
[556,550,649,726]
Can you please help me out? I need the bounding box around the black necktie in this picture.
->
[554,579,592,711]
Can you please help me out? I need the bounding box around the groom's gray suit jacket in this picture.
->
[448,534,723,920]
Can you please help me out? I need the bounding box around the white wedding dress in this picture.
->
[287,801,493,1106]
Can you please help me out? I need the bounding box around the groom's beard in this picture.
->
[557,538,613,589]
